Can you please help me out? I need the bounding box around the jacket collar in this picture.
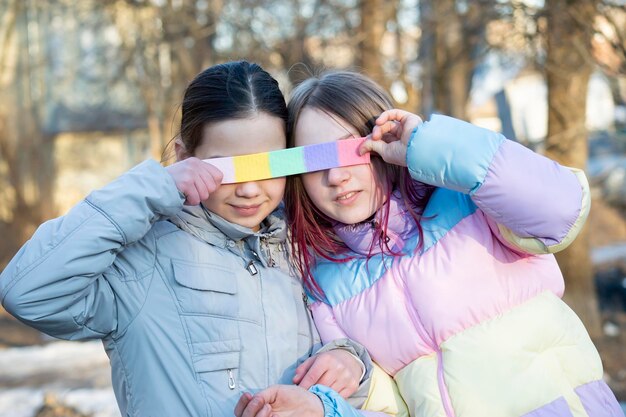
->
[333,192,415,256]
[168,204,287,265]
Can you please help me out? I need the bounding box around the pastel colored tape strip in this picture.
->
[204,137,370,184]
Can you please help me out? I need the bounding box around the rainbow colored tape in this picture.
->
[204,137,370,184]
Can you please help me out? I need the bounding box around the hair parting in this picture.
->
[165,60,287,159]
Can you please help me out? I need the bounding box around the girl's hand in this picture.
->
[359,109,423,167]
[234,385,323,417]
[165,157,223,206]
[293,349,362,398]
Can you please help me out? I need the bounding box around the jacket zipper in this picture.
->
[247,255,271,388]
[400,280,456,417]
[227,369,235,390]
[222,237,277,391]
[302,291,316,358]
[246,260,258,275]
[233,256,259,390]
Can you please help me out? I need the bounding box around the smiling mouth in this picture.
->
[231,204,262,211]
[336,191,358,201]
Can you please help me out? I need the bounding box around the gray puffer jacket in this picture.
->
[0,160,351,417]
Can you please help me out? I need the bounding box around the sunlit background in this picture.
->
[0,0,625,416]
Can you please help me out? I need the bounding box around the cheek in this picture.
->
[357,164,376,182]
[205,185,233,206]
[301,173,325,203]
[354,165,386,211]
[359,166,384,196]
[266,178,286,199]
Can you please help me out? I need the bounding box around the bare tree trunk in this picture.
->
[391,9,420,112]
[0,0,55,269]
[277,4,317,87]
[432,0,458,116]
[419,0,436,117]
[357,0,394,89]
[544,0,601,338]
[419,0,483,120]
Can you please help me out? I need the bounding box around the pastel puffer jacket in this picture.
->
[307,115,624,417]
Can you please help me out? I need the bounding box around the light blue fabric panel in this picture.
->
[406,114,504,194]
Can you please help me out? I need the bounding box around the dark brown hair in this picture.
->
[178,60,287,155]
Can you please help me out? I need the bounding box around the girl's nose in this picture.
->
[235,181,262,197]
[327,167,351,186]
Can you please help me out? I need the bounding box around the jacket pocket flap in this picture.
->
[194,350,239,372]
[172,260,237,294]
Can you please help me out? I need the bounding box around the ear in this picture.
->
[174,136,191,161]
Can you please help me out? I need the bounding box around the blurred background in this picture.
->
[0,0,625,416]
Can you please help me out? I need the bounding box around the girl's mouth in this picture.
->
[232,204,262,216]
[335,191,360,204]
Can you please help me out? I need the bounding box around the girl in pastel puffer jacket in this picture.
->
[245,71,623,417]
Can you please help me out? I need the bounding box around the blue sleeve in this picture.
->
[405,114,504,193]
[406,114,589,254]
[310,384,363,417]
[0,160,183,340]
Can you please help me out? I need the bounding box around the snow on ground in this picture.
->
[0,340,119,417]
[1,318,625,416]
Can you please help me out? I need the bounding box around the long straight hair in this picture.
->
[284,71,434,298]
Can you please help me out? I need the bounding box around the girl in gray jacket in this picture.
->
[0,61,369,417]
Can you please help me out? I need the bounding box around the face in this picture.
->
[294,107,387,225]
[191,113,286,232]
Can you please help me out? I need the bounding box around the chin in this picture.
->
[339,215,367,225]
[246,218,265,230]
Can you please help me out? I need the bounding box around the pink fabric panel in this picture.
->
[402,210,565,346]
[332,271,435,375]
[483,215,539,256]
[310,301,349,344]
